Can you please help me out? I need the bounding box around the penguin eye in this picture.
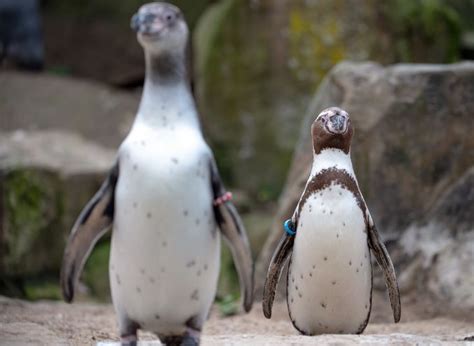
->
[321,117,327,124]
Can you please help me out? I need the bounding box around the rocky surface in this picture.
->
[0,130,115,283]
[0,71,138,148]
[256,61,474,314]
[0,295,473,345]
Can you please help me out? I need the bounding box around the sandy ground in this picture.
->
[1,292,473,345]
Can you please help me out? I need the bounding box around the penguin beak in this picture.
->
[131,9,179,36]
[328,113,348,134]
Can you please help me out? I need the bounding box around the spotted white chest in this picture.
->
[109,120,221,335]
[288,150,372,335]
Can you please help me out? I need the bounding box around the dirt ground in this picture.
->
[1,292,473,345]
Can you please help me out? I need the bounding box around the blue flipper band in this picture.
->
[284,219,296,236]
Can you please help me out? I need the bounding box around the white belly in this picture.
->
[109,125,220,335]
[288,183,372,335]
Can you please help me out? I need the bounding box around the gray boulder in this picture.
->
[0,130,115,280]
[256,61,474,314]
[0,71,138,148]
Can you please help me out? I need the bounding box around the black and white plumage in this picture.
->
[263,107,400,335]
[60,3,253,345]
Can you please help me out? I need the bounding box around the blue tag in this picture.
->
[284,219,296,236]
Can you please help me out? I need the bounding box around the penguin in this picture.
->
[262,107,400,335]
[60,2,254,345]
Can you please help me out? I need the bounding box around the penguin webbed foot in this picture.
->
[120,333,137,346]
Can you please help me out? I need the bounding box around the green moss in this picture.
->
[4,170,50,273]
[24,280,62,301]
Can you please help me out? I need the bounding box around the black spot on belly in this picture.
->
[171,158,179,164]
[186,260,196,267]
[155,314,160,320]
[204,264,208,271]
[349,260,352,266]
[162,241,167,247]
[149,277,156,284]
[312,265,316,269]
[116,274,121,285]
[332,281,336,285]
[295,285,298,291]
[300,274,304,279]
[140,268,145,274]
[321,302,326,309]
[133,164,138,171]
[292,276,295,283]
[298,293,302,298]
[195,218,200,225]
[136,287,142,293]
[343,222,346,227]
[356,268,359,273]
[183,210,188,216]
[133,202,137,208]
[324,256,328,261]
[146,212,152,219]
[191,289,199,301]
[161,267,165,273]
[309,272,312,277]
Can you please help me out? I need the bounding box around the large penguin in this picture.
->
[263,107,400,335]
[60,2,253,345]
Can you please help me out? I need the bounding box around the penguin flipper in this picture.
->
[209,158,254,313]
[367,218,401,323]
[262,233,294,319]
[60,162,119,303]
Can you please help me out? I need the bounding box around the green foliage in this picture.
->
[386,0,462,62]
[82,240,111,301]
[24,280,62,300]
[216,294,239,317]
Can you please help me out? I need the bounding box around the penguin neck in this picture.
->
[136,50,199,130]
[310,148,355,178]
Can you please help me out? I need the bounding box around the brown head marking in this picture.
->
[311,107,353,155]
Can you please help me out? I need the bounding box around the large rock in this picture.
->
[0,71,138,148]
[0,130,115,289]
[256,61,474,314]
[194,0,467,199]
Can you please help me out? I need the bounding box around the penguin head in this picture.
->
[311,107,353,155]
[131,2,188,56]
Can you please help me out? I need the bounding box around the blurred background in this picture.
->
[0,0,473,320]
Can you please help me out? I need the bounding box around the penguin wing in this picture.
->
[367,215,401,323]
[60,162,119,303]
[209,157,254,312]
[262,233,294,319]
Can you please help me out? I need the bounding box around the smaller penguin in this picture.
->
[262,107,401,335]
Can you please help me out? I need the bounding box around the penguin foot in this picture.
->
[160,331,200,346]
[120,333,137,346]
